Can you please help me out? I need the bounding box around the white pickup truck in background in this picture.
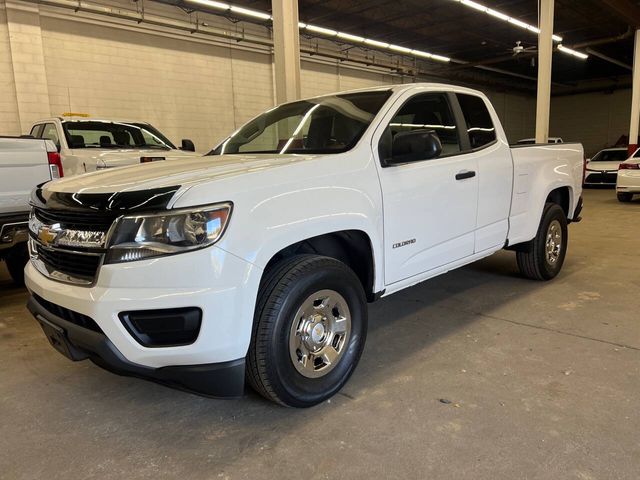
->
[28,117,201,176]
[25,84,584,407]
[0,137,59,284]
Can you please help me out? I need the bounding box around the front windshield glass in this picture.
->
[211,90,392,155]
[592,150,628,162]
[63,121,173,150]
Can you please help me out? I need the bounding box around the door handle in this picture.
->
[455,170,476,180]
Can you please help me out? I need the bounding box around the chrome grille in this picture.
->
[34,208,117,232]
[29,208,115,285]
[35,244,102,280]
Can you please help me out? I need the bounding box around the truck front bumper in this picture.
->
[25,245,263,397]
[27,294,245,396]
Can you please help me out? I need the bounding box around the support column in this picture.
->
[5,1,51,133]
[535,0,554,144]
[272,0,301,104]
[628,29,640,155]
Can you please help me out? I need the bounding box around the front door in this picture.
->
[374,92,479,285]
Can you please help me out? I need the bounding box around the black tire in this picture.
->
[617,192,633,202]
[247,254,367,407]
[516,202,568,281]
[4,243,29,286]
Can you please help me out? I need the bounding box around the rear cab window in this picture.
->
[456,93,497,149]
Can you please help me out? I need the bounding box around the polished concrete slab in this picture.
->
[1,188,638,480]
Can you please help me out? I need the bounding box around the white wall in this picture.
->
[550,89,631,156]
[0,7,20,135]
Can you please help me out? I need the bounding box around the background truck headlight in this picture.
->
[105,203,232,264]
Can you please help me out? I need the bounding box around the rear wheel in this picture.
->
[247,255,367,407]
[617,192,633,202]
[4,244,28,286]
[516,203,568,281]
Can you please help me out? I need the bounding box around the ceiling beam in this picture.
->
[602,0,640,27]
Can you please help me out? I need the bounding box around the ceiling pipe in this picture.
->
[567,26,633,49]
[585,48,632,70]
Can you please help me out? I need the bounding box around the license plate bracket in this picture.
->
[36,315,88,361]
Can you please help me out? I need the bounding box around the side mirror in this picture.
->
[180,139,195,152]
[387,129,442,165]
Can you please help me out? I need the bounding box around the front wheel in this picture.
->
[516,202,568,281]
[617,192,633,202]
[247,255,367,407]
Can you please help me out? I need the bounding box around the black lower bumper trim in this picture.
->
[27,295,246,398]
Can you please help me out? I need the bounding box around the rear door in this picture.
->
[455,93,513,252]
[374,91,479,284]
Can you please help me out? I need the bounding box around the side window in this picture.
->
[41,123,60,149]
[379,93,461,164]
[456,94,497,149]
[30,124,44,138]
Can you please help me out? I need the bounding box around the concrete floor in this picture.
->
[1,188,638,480]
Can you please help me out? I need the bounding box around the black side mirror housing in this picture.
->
[180,139,196,152]
[386,129,442,166]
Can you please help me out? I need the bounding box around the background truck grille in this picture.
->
[34,207,118,232]
[36,244,102,280]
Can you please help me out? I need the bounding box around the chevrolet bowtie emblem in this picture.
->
[38,226,58,247]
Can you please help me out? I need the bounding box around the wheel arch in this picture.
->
[261,230,379,302]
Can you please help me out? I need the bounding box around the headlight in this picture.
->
[105,203,232,264]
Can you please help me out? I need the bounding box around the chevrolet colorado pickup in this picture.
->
[25,84,584,407]
[0,137,59,284]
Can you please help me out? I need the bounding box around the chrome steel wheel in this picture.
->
[545,219,562,265]
[288,289,352,379]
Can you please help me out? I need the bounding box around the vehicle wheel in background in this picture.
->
[516,202,568,281]
[5,243,29,286]
[617,192,633,202]
[247,254,367,407]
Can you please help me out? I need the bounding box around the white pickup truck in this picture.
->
[28,117,200,176]
[0,137,59,284]
[25,84,584,407]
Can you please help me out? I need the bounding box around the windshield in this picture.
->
[210,91,392,155]
[592,150,628,162]
[63,121,174,150]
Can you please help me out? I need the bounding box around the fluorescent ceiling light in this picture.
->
[364,38,390,48]
[461,0,486,11]
[185,0,450,64]
[389,44,413,54]
[452,0,563,42]
[337,32,365,42]
[187,0,230,10]
[430,54,451,62]
[229,5,271,20]
[558,44,588,60]
[305,24,338,36]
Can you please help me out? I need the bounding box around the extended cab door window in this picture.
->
[41,123,61,151]
[375,92,479,284]
[456,93,497,150]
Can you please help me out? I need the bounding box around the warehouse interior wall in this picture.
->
[550,89,631,156]
[2,0,623,155]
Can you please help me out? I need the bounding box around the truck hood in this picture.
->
[45,153,318,194]
[71,148,200,168]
